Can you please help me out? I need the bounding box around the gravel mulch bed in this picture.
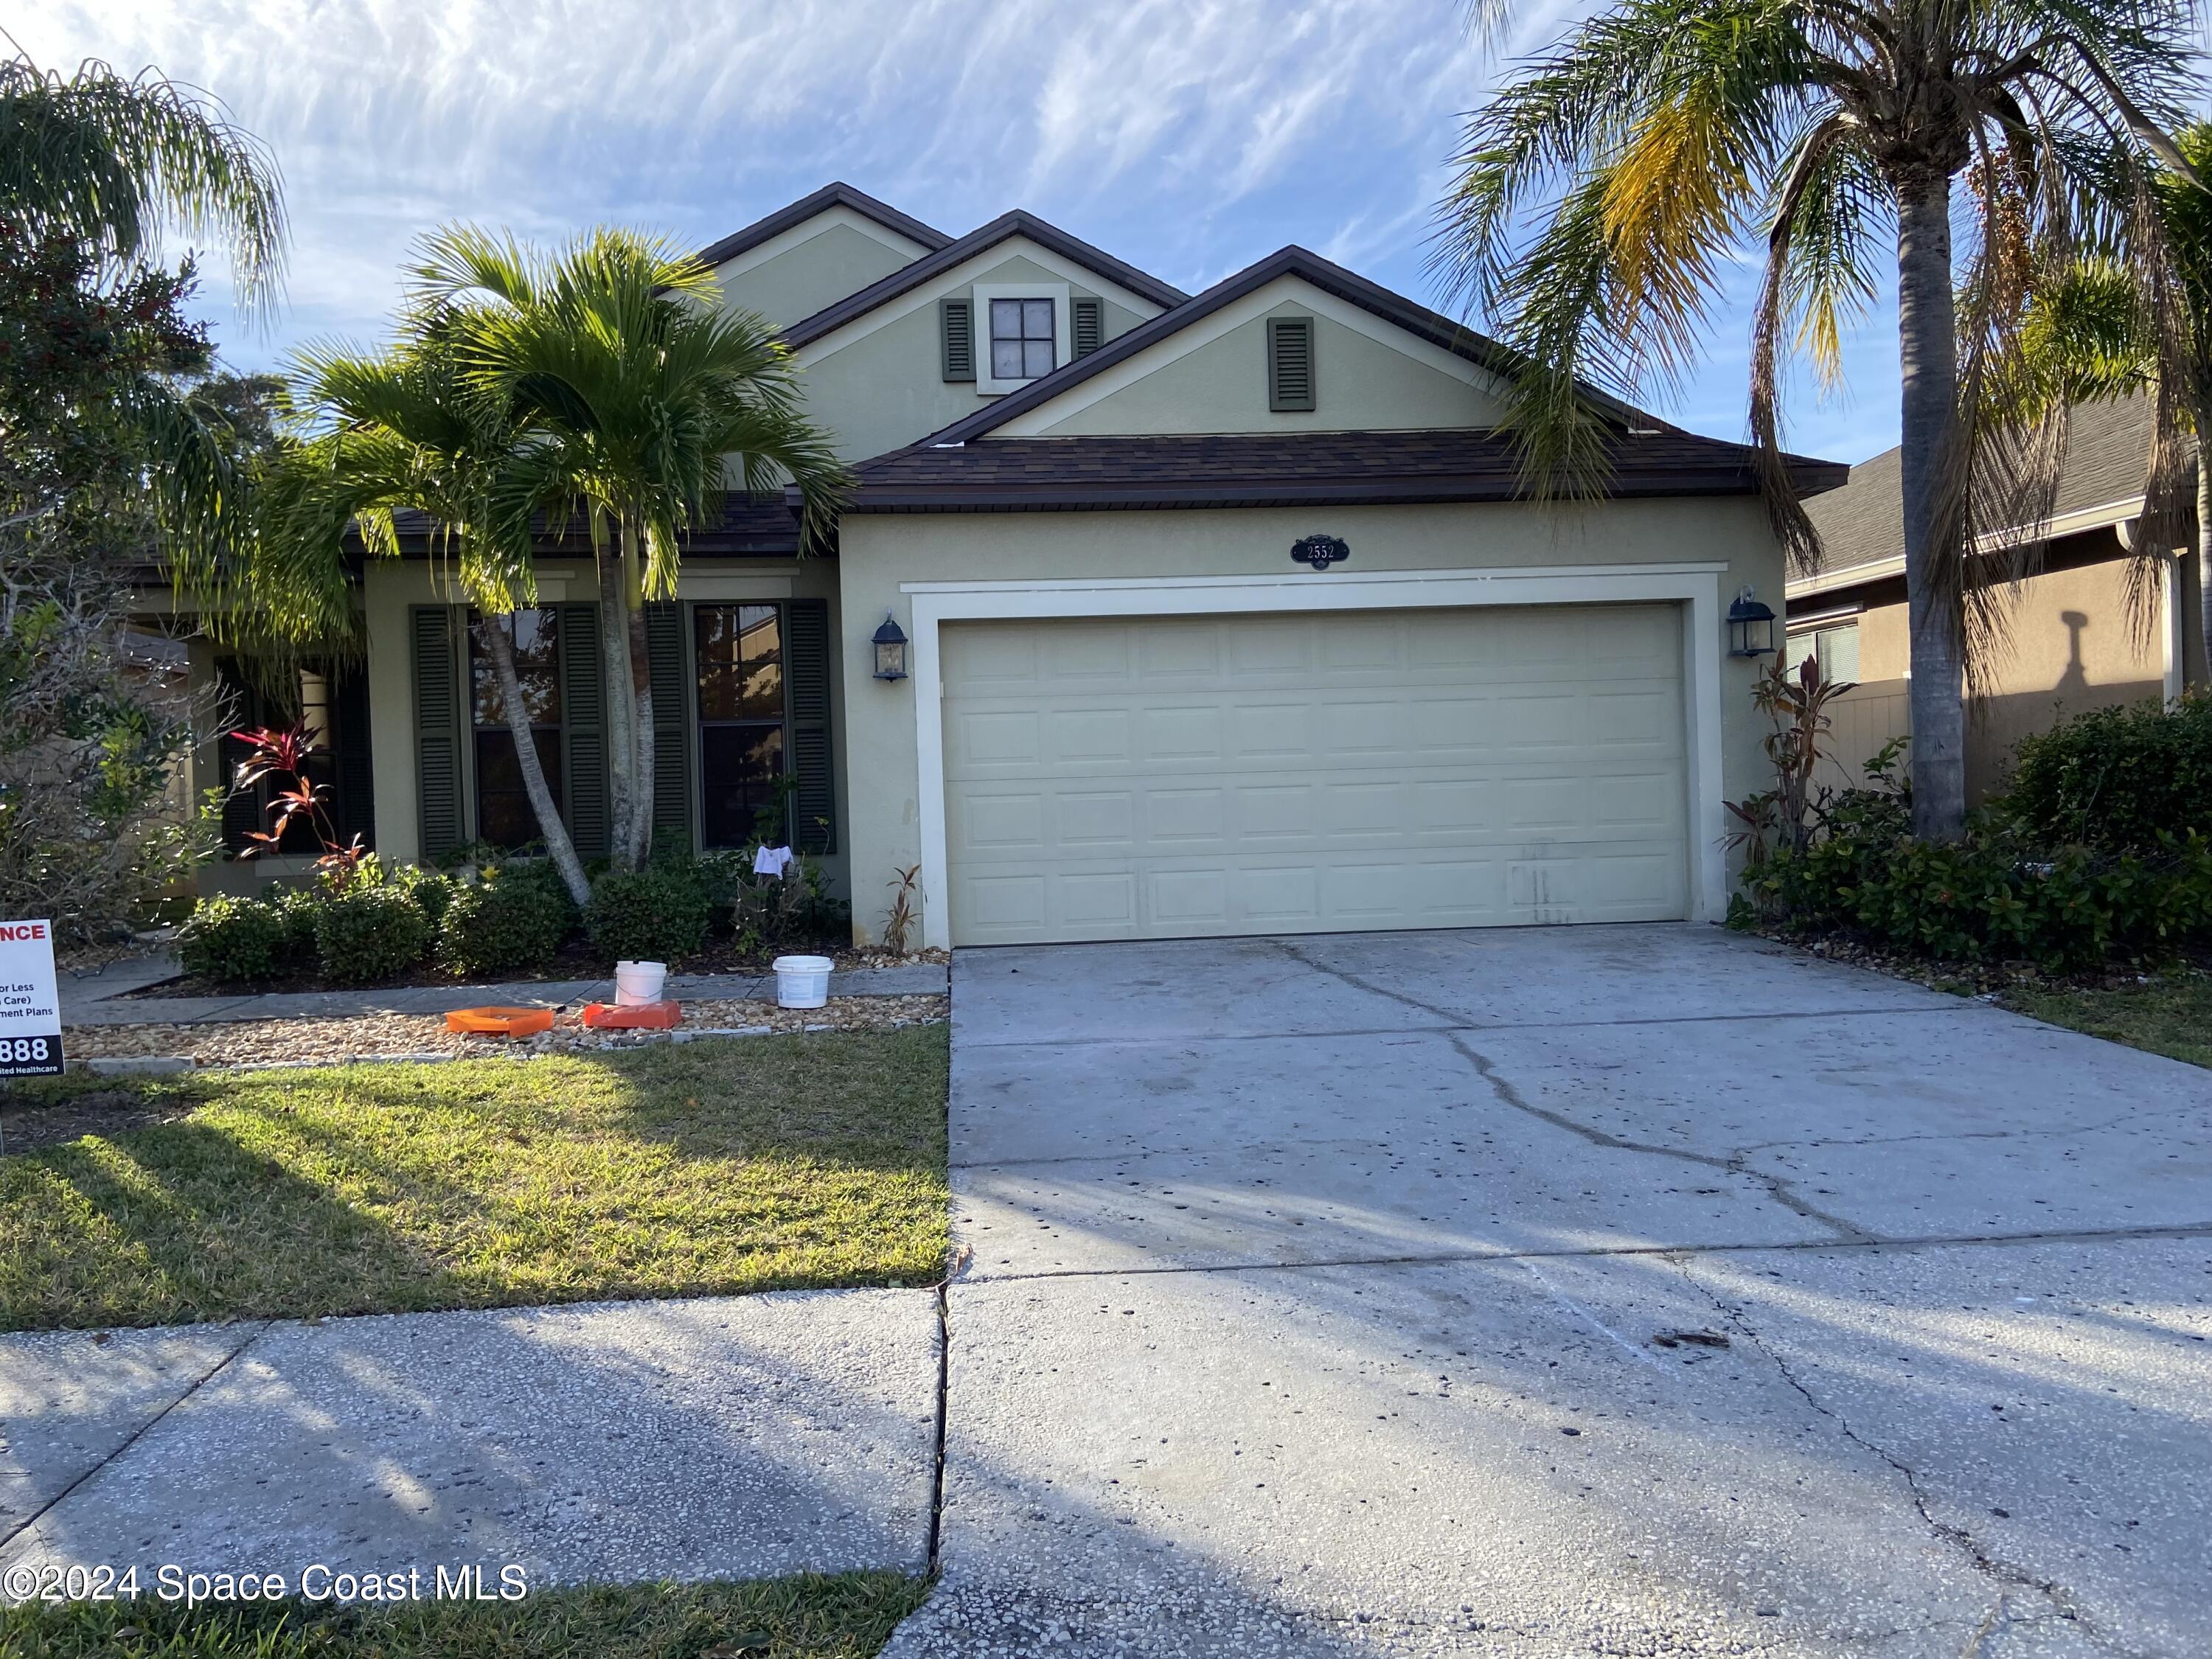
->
[60,995,947,1069]
[132,942,951,1000]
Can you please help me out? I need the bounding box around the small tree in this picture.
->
[408,226,850,869]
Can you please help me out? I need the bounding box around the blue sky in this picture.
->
[27,0,1907,465]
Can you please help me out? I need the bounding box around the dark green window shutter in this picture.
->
[1267,316,1316,412]
[940,297,975,382]
[410,606,465,860]
[644,601,691,841]
[331,664,376,851]
[785,599,836,853]
[557,602,608,858]
[214,661,263,855]
[1071,297,1104,358]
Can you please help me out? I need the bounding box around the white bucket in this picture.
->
[773,954,834,1009]
[614,959,667,1006]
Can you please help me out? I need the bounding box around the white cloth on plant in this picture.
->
[753,844,796,878]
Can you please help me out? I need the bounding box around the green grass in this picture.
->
[0,1029,949,1332]
[0,1572,929,1658]
[2004,973,2212,1068]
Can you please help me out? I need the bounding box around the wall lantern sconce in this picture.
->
[872,615,910,681]
[1727,587,1778,658]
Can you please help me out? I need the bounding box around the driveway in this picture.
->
[891,923,2212,1658]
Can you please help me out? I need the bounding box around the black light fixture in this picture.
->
[1727,587,1778,658]
[872,615,909,681]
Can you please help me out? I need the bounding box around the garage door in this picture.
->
[940,604,1688,946]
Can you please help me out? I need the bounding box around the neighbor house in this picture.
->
[172,181,1846,949]
[1788,394,2202,801]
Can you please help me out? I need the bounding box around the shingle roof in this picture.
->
[389,493,801,557]
[695,181,950,270]
[844,428,1846,512]
[1803,394,2171,582]
[781,209,1189,350]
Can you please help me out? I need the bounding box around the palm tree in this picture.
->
[408,226,849,869]
[1435,0,2202,838]
[1,50,286,585]
[256,326,595,903]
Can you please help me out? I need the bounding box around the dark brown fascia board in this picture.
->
[694,181,951,271]
[841,465,1843,514]
[905,246,1663,450]
[780,209,1189,350]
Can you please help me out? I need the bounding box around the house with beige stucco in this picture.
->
[183,181,1846,950]
[1787,394,2202,802]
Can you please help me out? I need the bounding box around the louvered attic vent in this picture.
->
[1267,316,1315,412]
[940,297,975,382]
[1071,296,1104,358]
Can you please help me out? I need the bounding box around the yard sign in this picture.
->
[0,919,63,1077]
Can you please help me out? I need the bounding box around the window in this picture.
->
[695,602,786,849]
[469,609,564,849]
[990,297,1056,380]
[1788,619,1860,682]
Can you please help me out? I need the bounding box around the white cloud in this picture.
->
[21,0,1896,457]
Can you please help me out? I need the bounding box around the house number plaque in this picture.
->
[1291,534,1350,569]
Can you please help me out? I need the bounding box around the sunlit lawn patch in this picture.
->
[0,1028,948,1331]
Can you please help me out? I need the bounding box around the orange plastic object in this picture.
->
[445,1006,556,1037]
[582,1000,682,1030]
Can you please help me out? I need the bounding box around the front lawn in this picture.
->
[0,1572,929,1658]
[2003,973,2212,1069]
[0,1028,948,1332]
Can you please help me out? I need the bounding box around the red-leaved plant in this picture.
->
[231,725,369,890]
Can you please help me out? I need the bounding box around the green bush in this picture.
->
[585,867,713,964]
[1744,817,2212,972]
[313,883,432,984]
[383,860,458,928]
[436,866,577,978]
[175,894,291,984]
[272,887,324,967]
[2006,692,2212,852]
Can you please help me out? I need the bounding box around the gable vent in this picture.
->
[941,297,975,382]
[1267,316,1316,412]
[1071,296,1104,358]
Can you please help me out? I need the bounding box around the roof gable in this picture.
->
[912,246,1646,448]
[782,209,1187,351]
[695,181,950,270]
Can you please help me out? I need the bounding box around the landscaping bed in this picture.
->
[0,1572,929,1659]
[60,994,947,1069]
[0,1027,950,1331]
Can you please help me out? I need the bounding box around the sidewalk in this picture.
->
[0,1290,938,1586]
[61,960,950,1027]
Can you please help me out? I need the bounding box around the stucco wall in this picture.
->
[1038,301,1511,437]
[834,497,1788,946]
[796,251,1150,462]
[1802,557,2177,803]
[712,220,917,332]
[362,555,846,889]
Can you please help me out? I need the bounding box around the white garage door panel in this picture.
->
[942,606,1689,945]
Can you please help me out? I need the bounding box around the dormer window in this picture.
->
[990,299,1056,380]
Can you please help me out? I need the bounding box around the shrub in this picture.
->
[585,868,713,964]
[385,860,459,929]
[313,883,432,984]
[1745,818,2212,973]
[272,887,324,966]
[175,894,291,984]
[437,867,577,978]
[2006,692,2212,853]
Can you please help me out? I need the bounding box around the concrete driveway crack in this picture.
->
[1670,1261,2126,1656]
[1269,939,1874,1242]
[0,1318,271,1555]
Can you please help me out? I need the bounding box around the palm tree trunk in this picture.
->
[622,518,656,868]
[597,554,639,869]
[1895,173,1969,840]
[2196,422,2212,690]
[476,615,591,905]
